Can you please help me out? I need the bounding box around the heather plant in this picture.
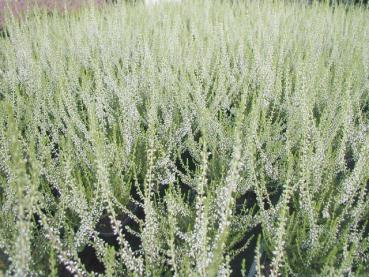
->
[0,0,369,276]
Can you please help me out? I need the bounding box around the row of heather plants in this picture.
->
[0,0,368,276]
[0,0,107,26]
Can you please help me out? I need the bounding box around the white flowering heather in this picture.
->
[0,0,369,276]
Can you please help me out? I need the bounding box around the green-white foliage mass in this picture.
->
[0,0,368,276]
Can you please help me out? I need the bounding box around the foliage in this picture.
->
[0,0,368,276]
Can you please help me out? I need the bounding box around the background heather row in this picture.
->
[0,0,107,26]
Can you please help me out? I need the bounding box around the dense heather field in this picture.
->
[0,0,369,276]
